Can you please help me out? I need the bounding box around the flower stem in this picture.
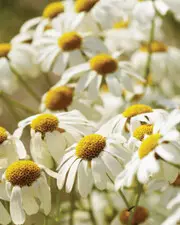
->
[128,183,143,225]
[118,189,130,209]
[44,216,48,225]
[69,191,75,225]
[88,195,97,225]
[11,67,41,103]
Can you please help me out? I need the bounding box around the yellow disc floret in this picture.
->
[58,32,82,51]
[138,134,161,159]
[76,134,106,160]
[120,206,149,225]
[0,43,11,57]
[0,127,8,144]
[31,114,59,134]
[133,124,153,141]
[122,104,153,118]
[45,86,73,111]
[90,54,118,76]
[75,0,99,13]
[6,160,41,187]
[113,20,129,29]
[140,41,168,53]
[42,2,64,19]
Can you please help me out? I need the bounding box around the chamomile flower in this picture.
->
[57,129,130,198]
[34,12,107,75]
[2,160,57,225]
[0,126,27,169]
[20,1,72,39]
[115,110,180,188]
[131,41,180,86]
[15,111,94,169]
[59,53,144,99]
[40,85,103,121]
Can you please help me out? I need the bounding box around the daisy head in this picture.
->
[57,128,129,197]
[40,84,103,121]
[0,126,27,169]
[3,160,56,225]
[59,53,144,99]
[16,111,94,169]
[34,12,107,75]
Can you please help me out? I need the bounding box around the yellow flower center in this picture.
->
[122,104,153,118]
[6,160,41,187]
[45,86,73,111]
[90,54,118,76]
[138,134,161,159]
[113,20,129,29]
[76,134,106,160]
[31,114,59,134]
[42,2,64,19]
[133,124,153,141]
[75,0,99,13]
[140,41,168,53]
[0,127,8,144]
[58,32,82,51]
[172,174,180,187]
[0,43,11,57]
[120,206,149,225]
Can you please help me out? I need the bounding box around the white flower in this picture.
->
[57,130,130,198]
[40,84,103,121]
[15,110,94,168]
[34,12,107,75]
[0,126,27,169]
[115,110,180,188]
[20,1,72,39]
[59,53,144,99]
[131,41,180,86]
[2,160,57,225]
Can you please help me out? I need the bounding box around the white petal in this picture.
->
[88,75,102,99]
[106,74,122,96]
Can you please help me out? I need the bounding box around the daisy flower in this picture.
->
[57,129,130,198]
[40,84,103,121]
[115,110,180,189]
[59,52,144,99]
[20,1,72,39]
[1,160,57,225]
[34,12,107,75]
[15,110,94,169]
[0,126,27,169]
[131,41,180,86]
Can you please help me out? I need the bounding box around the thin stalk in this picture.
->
[128,184,143,225]
[44,216,48,225]
[2,92,37,114]
[88,195,97,225]
[69,192,75,225]
[11,67,41,103]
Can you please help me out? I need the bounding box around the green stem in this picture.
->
[11,67,41,103]
[69,192,75,225]
[2,92,38,114]
[44,216,48,225]
[128,184,143,225]
[118,189,130,209]
[88,195,97,225]
[144,9,156,80]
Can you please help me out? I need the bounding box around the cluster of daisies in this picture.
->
[0,0,180,225]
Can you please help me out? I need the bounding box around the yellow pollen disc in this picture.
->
[120,206,149,225]
[6,160,41,187]
[133,124,153,141]
[76,134,106,160]
[0,127,8,144]
[138,134,161,159]
[122,104,153,118]
[42,2,64,19]
[75,0,99,13]
[140,41,168,53]
[113,20,129,29]
[172,174,180,187]
[45,86,73,111]
[31,114,58,134]
[0,43,11,57]
[58,32,82,51]
[90,54,118,76]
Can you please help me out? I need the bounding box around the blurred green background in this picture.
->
[0,0,57,42]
